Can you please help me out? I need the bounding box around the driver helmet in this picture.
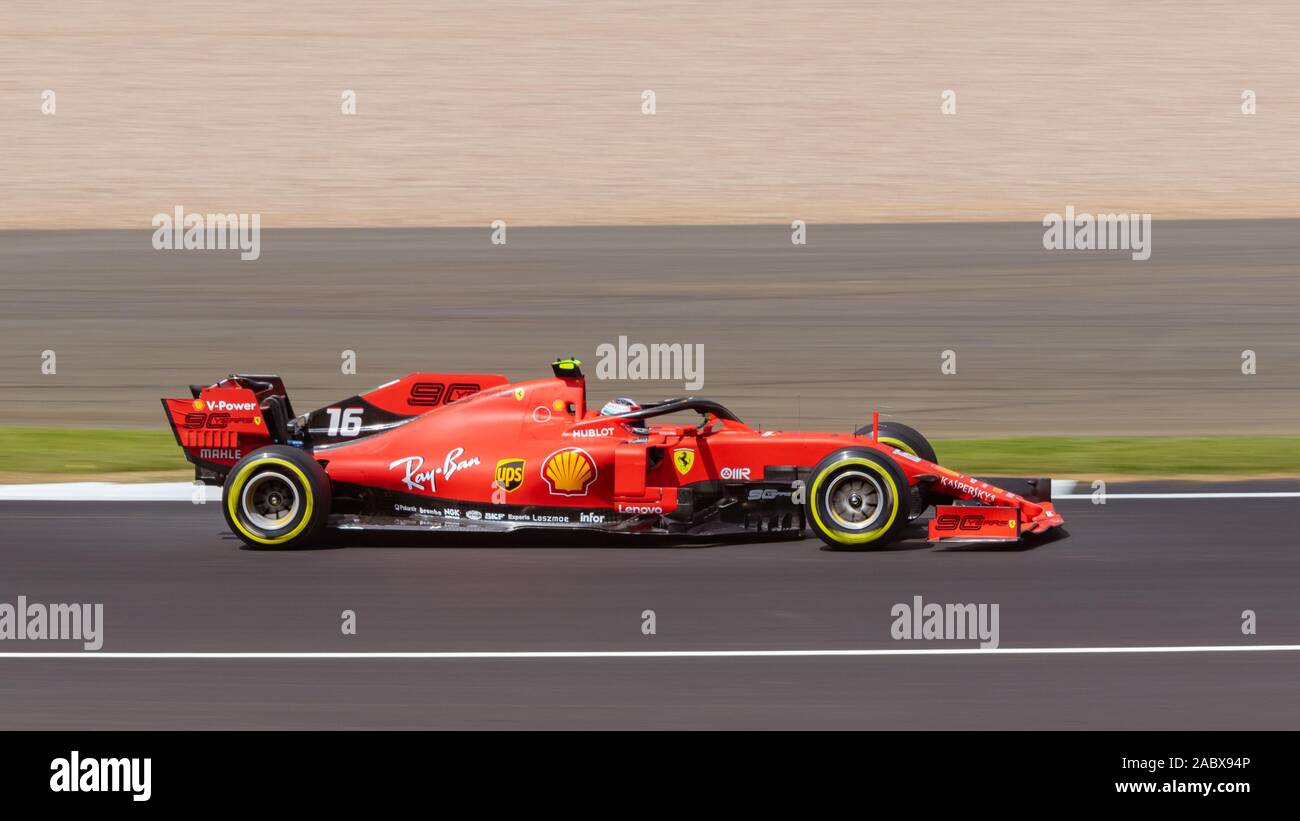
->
[600,397,641,417]
[600,397,648,434]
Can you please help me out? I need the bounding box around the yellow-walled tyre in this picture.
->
[853,420,937,463]
[806,448,909,550]
[222,446,331,549]
[853,421,937,518]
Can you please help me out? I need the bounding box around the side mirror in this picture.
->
[694,412,722,436]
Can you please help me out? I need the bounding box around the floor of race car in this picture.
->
[1,484,1297,729]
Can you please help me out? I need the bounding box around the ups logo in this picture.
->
[495,458,526,492]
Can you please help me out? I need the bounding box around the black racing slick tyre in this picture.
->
[853,420,937,464]
[806,448,910,550]
[222,446,331,549]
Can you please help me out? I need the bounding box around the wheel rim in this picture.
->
[826,470,886,530]
[241,471,300,531]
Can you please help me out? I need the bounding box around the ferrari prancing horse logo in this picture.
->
[673,448,695,476]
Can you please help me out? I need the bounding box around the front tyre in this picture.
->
[853,421,938,518]
[853,420,937,463]
[806,448,909,550]
[222,446,331,549]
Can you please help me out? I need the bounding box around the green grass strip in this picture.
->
[2,428,1297,478]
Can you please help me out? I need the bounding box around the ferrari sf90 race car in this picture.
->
[162,359,1065,550]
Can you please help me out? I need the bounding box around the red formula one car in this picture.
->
[162,359,1065,550]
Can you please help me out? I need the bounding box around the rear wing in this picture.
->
[163,372,509,483]
[161,374,285,484]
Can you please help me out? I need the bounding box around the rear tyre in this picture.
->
[222,446,331,549]
[806,448,910,550]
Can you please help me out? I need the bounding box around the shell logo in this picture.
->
[541,447,597,496]
[192,399,204,410]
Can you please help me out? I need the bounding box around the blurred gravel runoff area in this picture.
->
[2,2,1298,227]
[1,221,1297,437]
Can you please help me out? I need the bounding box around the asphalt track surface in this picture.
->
[2,485,1298,729]
[3,221,1300,436]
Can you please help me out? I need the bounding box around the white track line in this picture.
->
[1056,492,1300,500]
[0,482,219,502]
[1,645,1298,659]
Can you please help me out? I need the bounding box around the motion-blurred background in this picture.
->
[3,1,1299,225]
[1,1,1297,473]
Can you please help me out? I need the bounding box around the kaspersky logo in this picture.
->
[939,474,997,504]
[542,448,597,496]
